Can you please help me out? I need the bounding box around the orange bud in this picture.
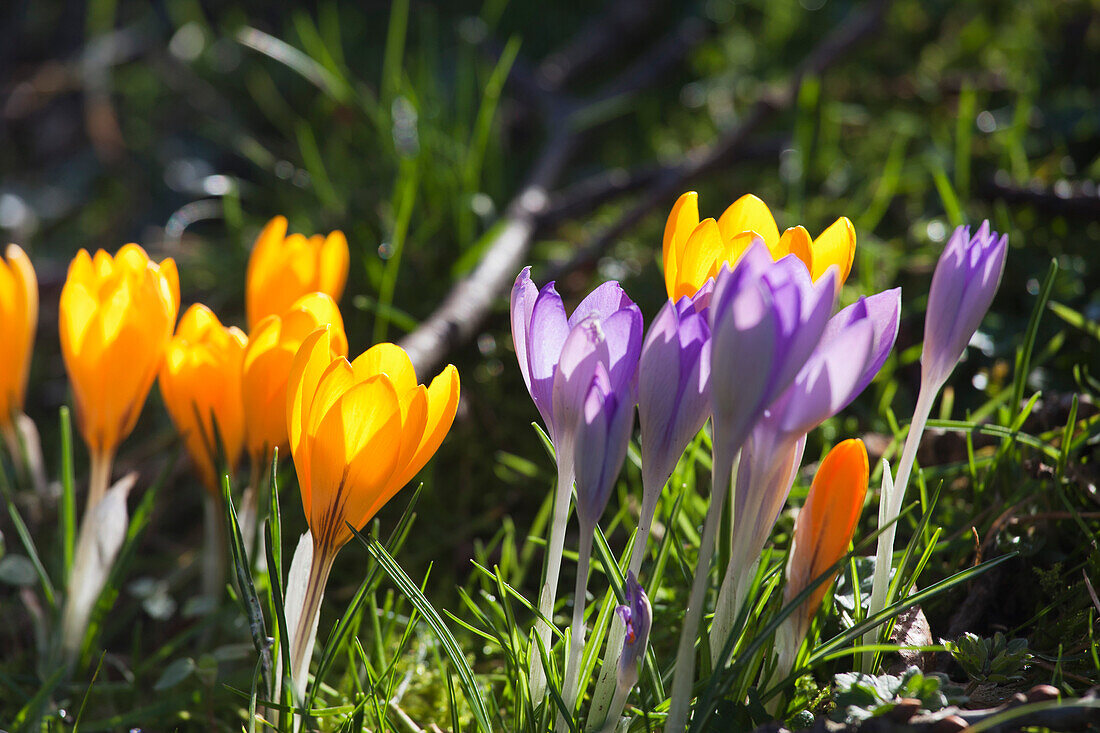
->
[0,244,38,430]
[159,304,248,494]
[245,216,349,329]
[785,438,869,626]
[287,329,459,554]
[241,292,347,465]
[59,244,179,456]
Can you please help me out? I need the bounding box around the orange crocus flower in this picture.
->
[59,244,179,508]
[245,216,349,329]
[159,304,248,494]
[241,292,347,470]
[0,244,38,435]
[662,191,856,300]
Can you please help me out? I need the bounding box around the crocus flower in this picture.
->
[245,216,349,329]
[556,309,642,718]
[865,222,1007,667]
[282,327,459,702]
[662,191,856,300]
[159,304,248,494]
[0,244,37,435]
[241,292,347,470]
[774,439,868,683]
[616,571,652,688]
[921,221,1008,390]
[59,244,179,510]
[510,267,642,701]
[709,288,900,656]
[667,244,838,732]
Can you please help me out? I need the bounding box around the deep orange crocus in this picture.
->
[159,304,248,494]
[59,244,179,509]
[0,244,38,440]
[245,216,349,329]
[241,292,347,471]
[785,438,869,636]
[662,191,856,300]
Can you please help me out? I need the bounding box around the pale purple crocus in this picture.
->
[511,266,643,703]
[709,288,901,656]
[589,289,712,728]
[558,310,643,721]
[668,243,838,731]
[864,222,1007,670]
[596,572,653,733]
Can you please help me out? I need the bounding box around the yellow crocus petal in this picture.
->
[241,293,346,462]
[350,342,418,395]
[59,245,178,455]
[355,385,429,529]
[308,376,403,551]
[779,225,814,271]
[717,194,780,250]
[385,364,460,495]
[662,191,700,298]
[0,244,38,427]
[787,438,868,622]
[245,216,350,328]
[810,216,856,285]
[286,327,336,459]
[674,219,723,301]
[159,304,247,493]
[718,231,766,278]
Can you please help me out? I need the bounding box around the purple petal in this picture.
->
[601,305,644,396]
[552,317,609,447]
[823,287,901,396]
[510,267,539,395]
[569,280,632,328]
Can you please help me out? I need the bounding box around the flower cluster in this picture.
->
[5,217,459,680]
[510,192,1007,730]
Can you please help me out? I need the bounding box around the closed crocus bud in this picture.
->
[245,216,349,329]
[616,571,652,689]
[241,292,347,467]
[159,304,248,494]
[0,244,37,433]
[922,221,1008,390]
[662,191,855,300]
[775,439,868,680]
[59,245,179,490]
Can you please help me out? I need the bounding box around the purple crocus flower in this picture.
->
[566,315,643,531]
[709,287,901,655]
[615,571,652,690]
[708,244,837,456]
[511,267,640,446]
[669,242,838,729]
[638,291,712,508]
[922,221,1008,389]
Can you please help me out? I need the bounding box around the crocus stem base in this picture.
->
[530,459,574,703]
[667,442,736,731]
[559,527,595,731]
[863,383,936,672]
[289,540,336,704]
[86,448,114,518]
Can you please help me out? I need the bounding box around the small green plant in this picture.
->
[831,666,966,724]
[944,632,1031,689]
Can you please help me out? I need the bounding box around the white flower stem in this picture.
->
[862,381,937,672]
[530,453,575,703]
[289,542,335,705]
[587,468,662,731]
[558,525,595,731]
[600,684,631,733]
[667,441,735,732]
[85,448,114,519]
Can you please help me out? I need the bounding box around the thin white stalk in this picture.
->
[85,448,114,520]
[666,442,735,732]
[587,468,663,731]
[284,532,335,707]
[530,452,575,703]
[599,684,631,733]
[558,525,595,731]
[862,382,937,671]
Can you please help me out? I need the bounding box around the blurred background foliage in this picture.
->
[2,0,1099,727]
